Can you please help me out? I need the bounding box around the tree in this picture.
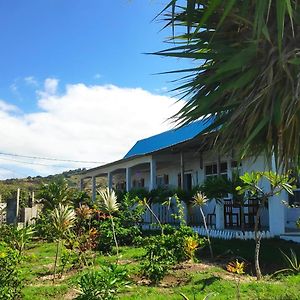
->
[51,204,75,282]
[97,188,120,257]
[237,171,294,280]
[193,192,213,259]
[156,1,300,171]
[39,178,73,210]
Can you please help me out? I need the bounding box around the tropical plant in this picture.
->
[76,264,130,300]
[97,188,120,256]
[0,242,22,300]
[184,236,199,263]
[273,248,300,276]
[39,178,73,210]
[140,224,205,283]
[156,1,300,171]
[51,204,75,282]
[4,225,35,255]
[237,171,294,279]
[226,259,245,300]
[193,192,213,259]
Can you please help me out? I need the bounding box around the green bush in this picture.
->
[76,264,130,300]
[0,242,22,300]
[95,193,145,253]
[140,225,205,283]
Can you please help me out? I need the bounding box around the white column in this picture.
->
[149,159,157,191]
[108,172,113,190]
[215,200,225,229]
[269,191,286,236]
[268,155,286,235]
[91,176,96,202]
[126,167,132,191]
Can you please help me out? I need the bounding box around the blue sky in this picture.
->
[0,0,189,112]
[0,0,191,179]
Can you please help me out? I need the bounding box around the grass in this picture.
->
[19,238,300,299]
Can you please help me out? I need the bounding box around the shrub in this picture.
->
[76,264,130,300]
[95,193,145,253]
[140,225,205,283]
[0,242,22,300]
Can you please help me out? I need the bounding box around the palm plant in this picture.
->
[51,204,75,282]
[273,248,300,276]
[193,192,213,259]
[156,1,300,171]
[39,178,73,210]
[97,188,120,256]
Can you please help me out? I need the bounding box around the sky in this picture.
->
[0,0,191,179]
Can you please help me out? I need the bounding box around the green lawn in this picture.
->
[20,239,300,300]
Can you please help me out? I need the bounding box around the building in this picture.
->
[80,120,300,242]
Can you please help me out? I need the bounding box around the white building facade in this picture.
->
[80,121,300,242]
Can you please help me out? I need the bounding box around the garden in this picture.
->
[0,172,300,300]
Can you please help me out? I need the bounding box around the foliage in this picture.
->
[226,260,245,275]
[97,188,120,256]
[273,249,300,276]
[184,236,199,263]
[39,178,74,211]
[193,192,213,258]
[2,225,35,255]
[51,204,75,282]
[64,228,99,268]
[199,176,231,201]
[0,242,22,300]
[95,193,145,253]
[34,212,56,241]
[140,224,205,283]
[76,264,130,300]
[157,0,300,170]
[237,171,294,280]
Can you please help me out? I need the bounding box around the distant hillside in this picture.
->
[0,168,86,203]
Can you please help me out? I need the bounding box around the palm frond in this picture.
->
[156,0,300,171]
[97,188,119,213]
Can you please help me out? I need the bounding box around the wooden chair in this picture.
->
[244,198,260,229]
[207,206,216,228]
[224,199,239,228]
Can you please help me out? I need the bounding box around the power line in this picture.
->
[0,157,70,168]
[0,151,105,164]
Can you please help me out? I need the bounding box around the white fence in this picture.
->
[192,226,274,240]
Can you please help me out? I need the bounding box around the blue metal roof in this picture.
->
[124,119,211,159]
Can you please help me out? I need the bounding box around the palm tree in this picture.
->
[97,188,120,256]
[155,1,300,171]
[40,178,73,211]
[51,204,75,282]
[193,192,213,259]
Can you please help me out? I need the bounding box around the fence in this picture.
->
[192,226,274,240]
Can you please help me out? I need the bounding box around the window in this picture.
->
[156,174,169,187]
[205,162,228,179]
[289,189,300,206]
[132,178,144,188]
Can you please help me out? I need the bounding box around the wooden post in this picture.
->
[16,188,20,224]
[180,152,185,190]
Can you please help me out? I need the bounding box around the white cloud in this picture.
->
[0,81,184,178]
[0,100,19,113]
[94,73,102,79]
[37,78,59,98]
[24,76,38,87]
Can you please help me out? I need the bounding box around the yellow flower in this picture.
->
[226,260,245,275]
